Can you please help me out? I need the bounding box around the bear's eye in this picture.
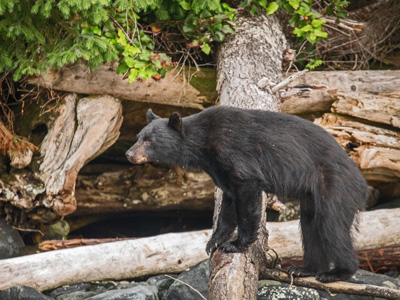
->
[145,138,153,144]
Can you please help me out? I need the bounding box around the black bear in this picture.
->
[125,106,367,283]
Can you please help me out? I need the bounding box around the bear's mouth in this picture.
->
[126,153,148,164]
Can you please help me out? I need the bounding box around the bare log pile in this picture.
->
[283,71,400,185]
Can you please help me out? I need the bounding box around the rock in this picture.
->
[0,285,53,300]
[43,220,70,240]
[257,280,320,300]
[317,270,400,300]
[146,275,175,299]
[86,283,158,300]
[163,259,209,300]
[0,219,24,258]
[46,282,109,300]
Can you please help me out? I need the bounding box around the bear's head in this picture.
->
[125,109,183,165]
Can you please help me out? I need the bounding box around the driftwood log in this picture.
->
[1,208,399,292]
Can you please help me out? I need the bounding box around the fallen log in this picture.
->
[315,114,400,182]
[281,247,400,271]
[26,64,217,110]
[74,166,215,216]
[290,70,400,94]
[1,208,399,291]
[26,67,400,113]
[332,92,400,128]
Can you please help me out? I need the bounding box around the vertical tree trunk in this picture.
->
[208,12,288,300]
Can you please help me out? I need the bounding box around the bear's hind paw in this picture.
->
[286,265,316,277]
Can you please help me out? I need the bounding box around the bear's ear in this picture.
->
[146,109,160,124]
[168,112,182,132]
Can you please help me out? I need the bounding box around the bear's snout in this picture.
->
[125,142,149,164]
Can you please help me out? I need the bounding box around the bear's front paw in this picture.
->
[219,240,247,253]
[286,265,316,277]
[206,240,219,255]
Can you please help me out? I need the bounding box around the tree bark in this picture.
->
[209,11,288,300]
[1,208,399,292]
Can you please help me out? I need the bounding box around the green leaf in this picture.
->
[128,68,138,83]
[201,43,211,55]
[124,57,135,68]
[314,29,327,38]
[311,19,326,28]
[92,26,101,36]
[213,31,225,42]
[179,1,191,10]
[139,50,151,61]
[182,23,195,33]
[300,24,313,32]
[288,0,299,10]
[258,0,267,9]
[153,59,162,69]
[116,62,129,74]
[133,60,148,68]
[222,24,235,34]
[266,2,279,15]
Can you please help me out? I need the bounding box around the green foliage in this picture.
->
[0,0,349,82]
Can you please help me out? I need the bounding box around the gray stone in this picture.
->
[163,259,209,300]
[318,269,400,299]
[0,285,53,300]
[48,283,91,298]
[0,219,24,258]
[258,284,320,300]
[55,291,97,300]
[146,275,175,299]
[86,283,158,300]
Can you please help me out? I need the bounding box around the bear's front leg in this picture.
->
[206,192,237,255]
[219,183,262,253]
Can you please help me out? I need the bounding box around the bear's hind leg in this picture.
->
[206,192,238,255]
[315,211,358,283]
[219,183,262,253]
[287,200,329,277]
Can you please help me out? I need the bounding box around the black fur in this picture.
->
[126,106,367,282]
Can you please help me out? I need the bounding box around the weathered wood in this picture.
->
[0,94,123,227]
[280,86,336,114]
[74,166,215,215]
[38,94,123,216]
[282,247,400,271]
[0,208,399,292]
[332,92,400,128]
[315,114,400,182]
[26,63,216,110]
[0,230,211,291]
[290,70,400,94]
